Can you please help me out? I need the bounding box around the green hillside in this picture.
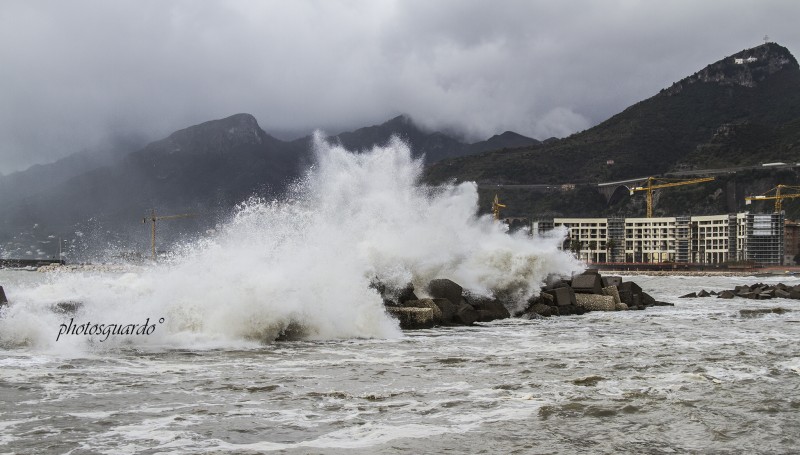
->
[426,43,800,219]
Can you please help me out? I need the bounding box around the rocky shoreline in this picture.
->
[680,282,800,300]
[379,269,673,330]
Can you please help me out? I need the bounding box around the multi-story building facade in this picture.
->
[785,220,800,265]
[540,212,784,266]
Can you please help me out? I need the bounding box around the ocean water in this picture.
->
[1,273,799,454]
[1,138,799,453]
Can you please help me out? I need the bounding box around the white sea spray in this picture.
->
[0,134,580,349]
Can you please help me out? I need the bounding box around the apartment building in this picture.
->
[543,212,784,265]
[785,220,800,265]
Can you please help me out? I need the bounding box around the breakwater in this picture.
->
[380,269,671,329]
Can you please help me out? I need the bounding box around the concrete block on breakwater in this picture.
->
[386,306,436,329]
[575,294,616,311]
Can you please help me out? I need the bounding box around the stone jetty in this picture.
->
[680,282,800,300]
[380,270,672,330]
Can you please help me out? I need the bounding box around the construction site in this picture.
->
[493,178,800,268]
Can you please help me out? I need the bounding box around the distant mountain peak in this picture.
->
[385,114,413,125]
[663,42,798,95]
[490,131,532,141]
[142,113,266,155]
[467,131,539,154]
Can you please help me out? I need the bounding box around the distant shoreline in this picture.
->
[604,270,760,277]
[600,269,800,277]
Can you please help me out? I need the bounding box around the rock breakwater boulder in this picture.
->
[681,282,800,301]
[543,286,577,307]
[467,295,511,322]
[402,299,443,325]
[386,307,436,329]
[571,274,603,294]
[383,272,666,329]
[431,298,457,323]
[427,279,463,307]
[575,294,616,311]
[453,302,478,325]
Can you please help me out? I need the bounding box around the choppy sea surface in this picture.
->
[1,272,799,454]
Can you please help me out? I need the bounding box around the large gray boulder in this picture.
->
[617,281,642,305]
[397,283,418,305]
[431,298,457,324]
[602,276,623,288]
[468,296,511,322]
[718,290,736,299]
[774,289,791,299]
[641,292,656,307]
[529,303,552,317]
[452,303,478,326]
[427,279,463,307]
[52,301,83,314]
[571,274,603,294]
[543,286,577,306]
[740,307,788,317]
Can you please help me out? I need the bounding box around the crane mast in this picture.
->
[745,184,800,212]
[492,194,506,221]
[142,209,195,260]
[629,177,715,218]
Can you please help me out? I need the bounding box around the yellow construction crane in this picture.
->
[629,176,715,218]
[142,209,195,260]
[492,194,506,221]
[745,184,800,212]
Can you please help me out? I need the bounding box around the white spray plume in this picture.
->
[0,134,581,350]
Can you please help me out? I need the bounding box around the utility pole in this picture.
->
[58,237,64,263]
[142,209,195,260]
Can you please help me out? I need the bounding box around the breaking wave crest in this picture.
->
[0,134,581,350]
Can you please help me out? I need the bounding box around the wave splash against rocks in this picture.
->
[0,135,581,349]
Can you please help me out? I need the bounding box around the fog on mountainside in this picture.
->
[3,43,800,260]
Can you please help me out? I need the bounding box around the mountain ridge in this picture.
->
[0,113,535,258]
[3,42,800,258]
[422,42,800,220]
[425,42,800,185]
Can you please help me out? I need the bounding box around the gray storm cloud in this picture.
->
[1,0,799,174]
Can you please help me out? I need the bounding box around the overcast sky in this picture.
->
[1,0,799,174]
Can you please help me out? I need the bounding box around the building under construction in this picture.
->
[491,179,798,266]
[532,212,786,266]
